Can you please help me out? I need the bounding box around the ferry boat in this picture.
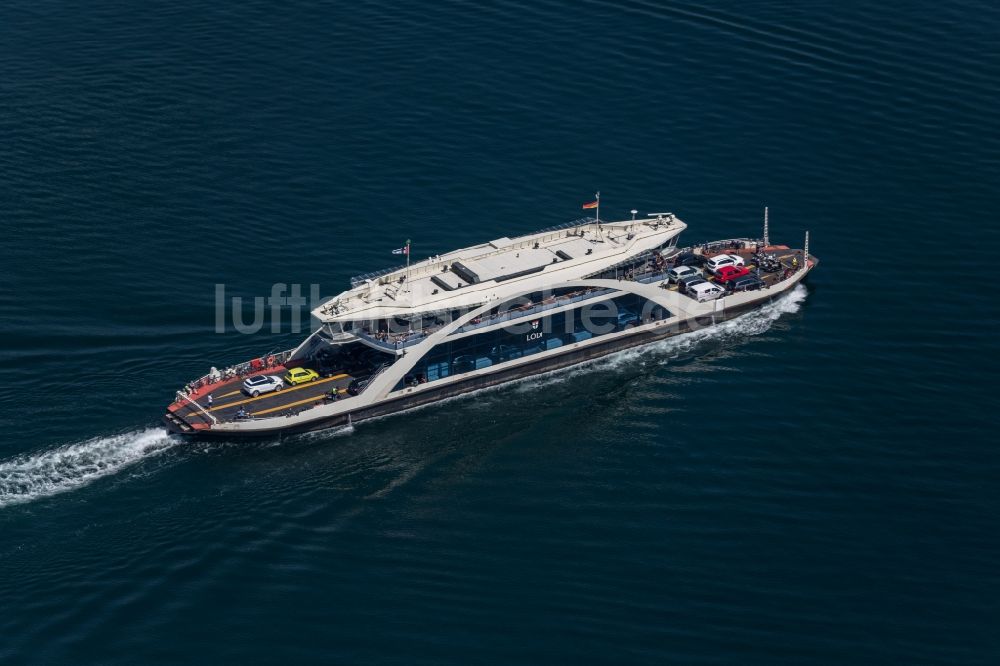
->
[163,208,817,437]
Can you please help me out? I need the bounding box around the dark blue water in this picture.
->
[2,1,999,663]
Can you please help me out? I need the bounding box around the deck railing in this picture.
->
[176,391,218,424]
[347,218,601,290]
[350,265,408,288]
[353,328,431,351]
[623,238,765,284]
[695,238,763,255]
[181,347,296,395]
[344,361,393,399]
[514,217,593,238]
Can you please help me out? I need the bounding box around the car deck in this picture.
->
[666,244,801,293]
[167,366,355,432]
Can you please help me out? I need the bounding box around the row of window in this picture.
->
[454,286,617,334]
[394,294,670,388]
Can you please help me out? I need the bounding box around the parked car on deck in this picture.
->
[726,275,765,293]
[671,251,706,267]
[284,367,320,385]
[678,275,707,295]
[667,265,701,284]
[705,253,746,275]
[242,374,283,397]
[688,281,725,302]
[715,265,751,283]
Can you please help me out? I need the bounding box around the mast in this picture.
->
[763,206,770,247]
[405,239,411,292]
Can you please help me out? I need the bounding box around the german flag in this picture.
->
[582,200,599,209]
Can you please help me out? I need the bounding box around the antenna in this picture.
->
[630,209,637,221]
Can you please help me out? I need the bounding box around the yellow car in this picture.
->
[284,367,320,385]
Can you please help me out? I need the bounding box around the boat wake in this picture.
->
[651,281,809,356]
[367,284,810,420]
[284,422,355,444]
[0,287,809,506]
[0,428,177,509]
[512,283,810,389]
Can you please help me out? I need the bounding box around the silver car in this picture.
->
[667,265,701,284]
[242,374,284,397]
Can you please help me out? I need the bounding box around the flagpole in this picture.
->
[595,191,600,225]
[405,239,411,292]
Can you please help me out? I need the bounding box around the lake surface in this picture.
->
[1,1,998,663]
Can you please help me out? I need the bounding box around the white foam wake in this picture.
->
[369,284,811,414]
[0,428,177,509]
[652,281,809,353]
[513,283,810,388]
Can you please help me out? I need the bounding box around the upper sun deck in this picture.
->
[313,214,686,323]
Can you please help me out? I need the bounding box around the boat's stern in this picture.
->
[163,411,194,435]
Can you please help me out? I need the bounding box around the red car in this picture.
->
[715,265,751,283]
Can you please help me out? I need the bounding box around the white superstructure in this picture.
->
[315,214,684,324]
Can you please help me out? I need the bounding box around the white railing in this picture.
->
[354,329,430,351]
[349,362,393,397]
[347,219,613,292]
[176,391,218,424]
[181,347,296,394]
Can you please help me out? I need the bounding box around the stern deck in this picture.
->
[166,368,355,433]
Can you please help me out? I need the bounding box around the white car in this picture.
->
[243,374,284,397]
[666,265,701,284]
[688,281,725,302]
[704,253,746,275]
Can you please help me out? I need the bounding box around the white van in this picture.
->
[688,281,725,302]
[704,253,745,275]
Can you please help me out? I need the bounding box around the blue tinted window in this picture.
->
[398,294,670,387]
